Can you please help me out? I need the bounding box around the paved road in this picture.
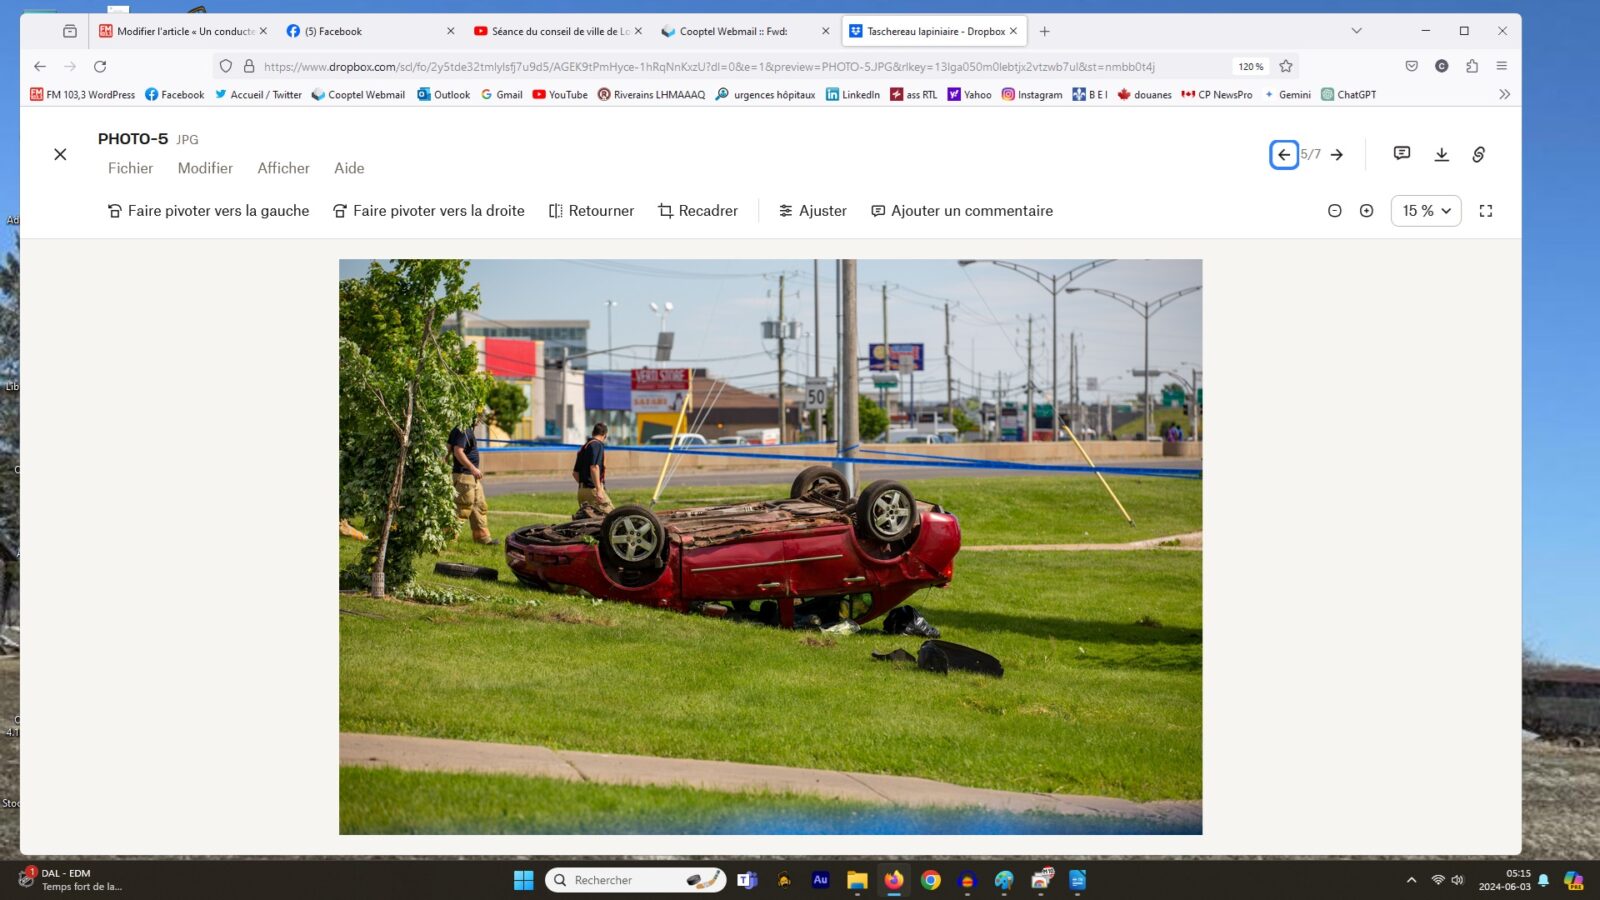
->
[483,457,1201,496]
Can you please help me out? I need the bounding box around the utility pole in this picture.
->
[813,259,823,441]
[841,260,860,491]
[966,369,979,438]
[1025,314,1035,443]
[1192,366,1202,445]
[944,302,954,436]
[996,370,1004,441]
[776,273,786,443]
[881,282,890,416]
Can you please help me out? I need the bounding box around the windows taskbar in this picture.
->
[0,860,1591,899]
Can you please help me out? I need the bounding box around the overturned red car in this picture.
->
[505,467,960,627]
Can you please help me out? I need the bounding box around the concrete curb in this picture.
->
[340,732,1200,824]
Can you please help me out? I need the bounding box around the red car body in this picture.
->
[505,499,960,627]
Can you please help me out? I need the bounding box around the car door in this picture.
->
[678,530,790,602]
[783,522,867,600]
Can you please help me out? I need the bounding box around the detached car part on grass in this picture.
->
[505,467,961,628]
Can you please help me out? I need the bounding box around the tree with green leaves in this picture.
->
[823,393,890,443]
[339,260,483,597]
[483,377,529,439]
[950,405,979,434]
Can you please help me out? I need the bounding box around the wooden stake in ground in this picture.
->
[1061,422,1135,526]
[649,373,692,508]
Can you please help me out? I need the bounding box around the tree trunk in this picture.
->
[369,308,435,598]
[369,387,414,598]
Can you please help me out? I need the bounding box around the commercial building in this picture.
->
[443,313,591,368]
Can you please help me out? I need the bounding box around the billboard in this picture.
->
[630,368,691,413]
[868,342,924,372]
[482,337,539,378]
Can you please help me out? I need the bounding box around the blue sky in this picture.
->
[15,0,1600,664]
[336,258,1204,403]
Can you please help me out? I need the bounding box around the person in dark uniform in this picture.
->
[573,423,613,517]
[448,409,494,544]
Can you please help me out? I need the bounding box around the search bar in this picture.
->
[546,868,727,894]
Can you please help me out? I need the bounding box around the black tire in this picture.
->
[434,562,499,581]
[790,466,849,501]
[856,480,919,542]
[598,504,667,573]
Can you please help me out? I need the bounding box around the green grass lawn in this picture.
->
[341,766,1193,835]
[486,473,1201,545]
[341,473,1200,832]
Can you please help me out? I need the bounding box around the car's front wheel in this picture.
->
[790,465,849,501]
[856,480,919,542]
[598,504,667,572]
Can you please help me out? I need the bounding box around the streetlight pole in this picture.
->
[1063,285,1201,439]
[603,299,619,370]
[958,259,1115,439]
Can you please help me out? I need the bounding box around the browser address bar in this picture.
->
[545,867,728,894]
[225,52,1287,79]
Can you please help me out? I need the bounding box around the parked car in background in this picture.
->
[506,467,961,628]
[714,435,750,446]
[647,432,710,447]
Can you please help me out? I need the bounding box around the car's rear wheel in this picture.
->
[791,465,849,501]
[856,480,919,542]
[598,504,666,572]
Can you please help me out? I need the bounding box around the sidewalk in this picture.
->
[340,732,1200,825]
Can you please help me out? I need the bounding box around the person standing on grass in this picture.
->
[448,409,495,545]
[573,423,613,517]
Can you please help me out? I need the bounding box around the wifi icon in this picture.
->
[1432,875,1447,886]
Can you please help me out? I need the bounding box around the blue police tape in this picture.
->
[853,445,1201,477]
[478,440,1199,478]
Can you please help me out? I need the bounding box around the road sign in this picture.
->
[1086,376,1099,391]
[871,373,900,389]
[868,342,924,372]
[803,377,830,411]
[630,367,691,413]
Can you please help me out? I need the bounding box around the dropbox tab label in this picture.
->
[841,15,1028,47]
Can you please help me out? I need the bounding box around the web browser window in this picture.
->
[16,7,1524,871]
